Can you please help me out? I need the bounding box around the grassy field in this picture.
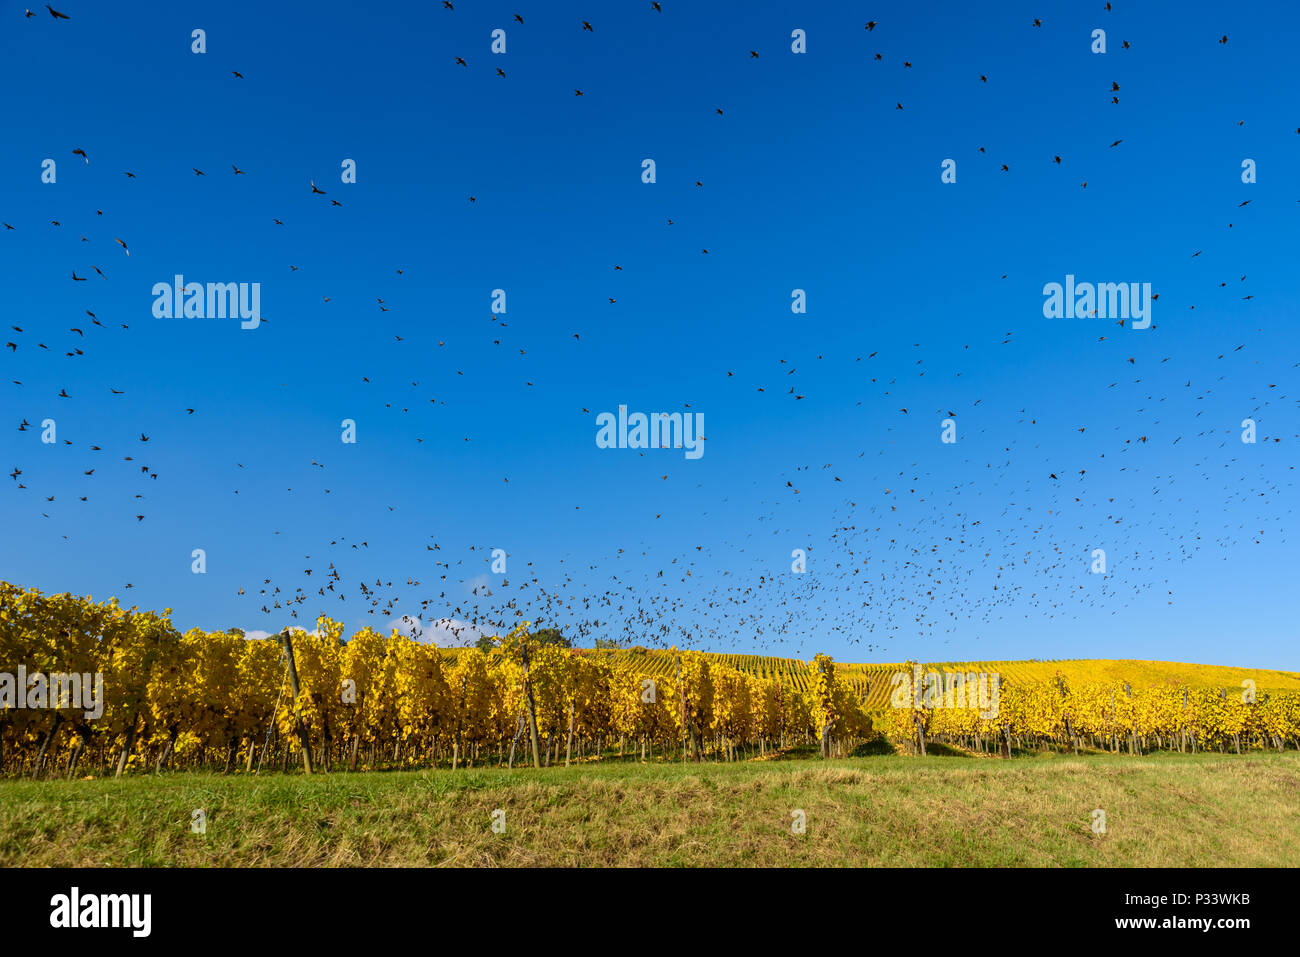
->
[2,750,1297,867]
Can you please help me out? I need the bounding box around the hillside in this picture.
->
[450,649,1300,710]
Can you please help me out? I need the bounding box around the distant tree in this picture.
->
[531,628,570,648]
[593,638,620,649]
[475,634,496,653]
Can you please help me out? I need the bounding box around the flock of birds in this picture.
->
[5,5,1295,660]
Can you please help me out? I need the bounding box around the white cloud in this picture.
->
[387,615,496,648]
[238,620,495,647]
[240,626,321,640]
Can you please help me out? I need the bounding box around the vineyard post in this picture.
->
[1125,683,1136,754]
[1109,688,1117,753]
[520,642,542,769]
[453,674,467,771]
[279,629,313,774]
[565,701,574,767]
[1181,688,1188,753]
[674,651,688,762]
[508,712,523,769]
[114,713,138,779]
[32,712,62,779]
[67,730,87,778]
[1057,674,1078,755]
[815,654,836,758]
[154,732,176,774]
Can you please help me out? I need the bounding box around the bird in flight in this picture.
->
[46,5,70,19]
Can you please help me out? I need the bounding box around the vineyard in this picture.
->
[3,582,1299,778]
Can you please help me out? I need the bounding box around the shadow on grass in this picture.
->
[915,741,972,757]
[850,738,900,757]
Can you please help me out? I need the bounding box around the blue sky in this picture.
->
[2,1,1296,670]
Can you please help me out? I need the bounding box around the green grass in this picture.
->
[2,751,1297,867]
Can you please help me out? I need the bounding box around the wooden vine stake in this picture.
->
[279,629,313,774]
[565,701,574,767]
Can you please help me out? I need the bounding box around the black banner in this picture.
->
[0,867,1283,943]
